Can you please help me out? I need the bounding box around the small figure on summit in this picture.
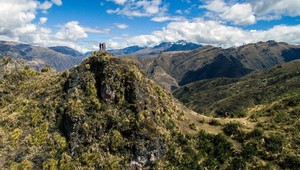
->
[99,42,106,51]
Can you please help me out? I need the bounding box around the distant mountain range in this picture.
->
[2,40,300,90]
[0,41,83,71]
[135,40,300,90]
[0,40,202,71]
[109,40,202,56]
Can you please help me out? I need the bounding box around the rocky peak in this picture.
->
[60,51,187,168]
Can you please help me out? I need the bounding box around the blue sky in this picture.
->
[1,0,300,52]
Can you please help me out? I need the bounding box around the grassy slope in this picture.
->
[174,60,300,117]
[1,54,299,169]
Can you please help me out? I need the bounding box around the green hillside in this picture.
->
[173,60,300,118]
[1,53,299,169]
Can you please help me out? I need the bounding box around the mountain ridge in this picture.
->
[135,41,300,90]
[0,41,83,71]
[109,40,202,57]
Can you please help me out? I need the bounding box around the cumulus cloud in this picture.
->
[39,1,53,11]
[251,0,300,20]
[56,21,90,41]
[151,16,186,22]
[203,0,300,24]
[0,0,107,52]
[0,0,37,29]
[108,0,127,5]
[107,19,300,49]
[39,0,62,13]
[39,17,48,25]
[83,27,111,34]
[202,0,256,25]
[175,10,183,14]
[107,0,166,17]
[221,3,255,25]
[51,0,62,6]
[115,23,129,29]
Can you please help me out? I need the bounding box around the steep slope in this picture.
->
[0,57,24,78]
[174,60,300,117]
[0,52,226,169]
[137,41,300,89]
[0,41,82,71]
[1,52,299,169]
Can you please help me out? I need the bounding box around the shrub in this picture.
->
[189,123,197,130]
[2,56,12,64]
[223,122,240,136]
[41,66,51,72]
[265,133,284,153]
[109,130,126,152]
[242,142,258,158]
[223,122,245,141]
[29,122,49,146]
[281,155,300,169]
[228,157,246,170]
[233,110,247,118]
[248,128,264,139]
[43,159,58,170]
[273,112,289,123]
[208,119,221,126]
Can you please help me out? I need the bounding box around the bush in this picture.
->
[208,119,221,126]
[265,133,284,153]
[189,123,197,130]
[223,122,246,142]
[248,128,264,139]
[281,155,300,169]
[233,110,247,118]
[242,142,258,159]
[273,112,289,123]
[223,122,240,136]
[228,157,246,170]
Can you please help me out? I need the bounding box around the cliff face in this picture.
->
[61,52,185,168]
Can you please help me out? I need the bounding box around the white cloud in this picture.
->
[39,17,48,25]
[202,0,256,25]
[108,0,127,5]
[175,10,183,14]
[107,0,166,17]
[39,1,53,11]
[83,27,111,34]
[203,0,300,24]
[221,3,256,25]
[0,0,37,29]
[0,0,107,52]
[115,23,129,29]
[39,0,62,13]
[107,19,300,49]
[252,0,300,20]
[51,0,62,6]
[55,21,88,41]
[151,16,186,22]
[203,0,226,13]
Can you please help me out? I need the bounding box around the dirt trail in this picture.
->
[178,110,256,151]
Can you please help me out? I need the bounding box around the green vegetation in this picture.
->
[1,52,300,169]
